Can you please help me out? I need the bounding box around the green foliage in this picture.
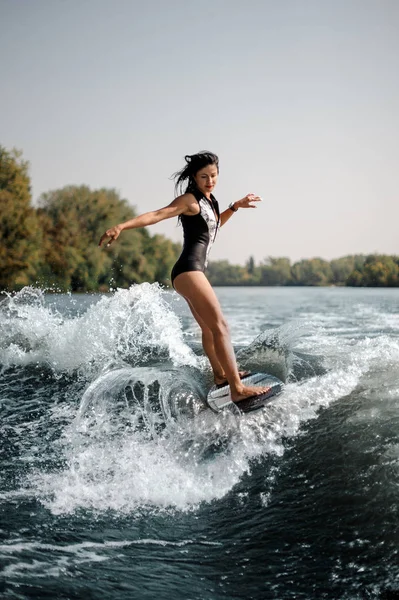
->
[207,260,247,285]
[0,146,180,292]
[246,256,255,275]
[291,258,333,286]
[37,186,137,290]
[0,147,42,290]
[142,234,182,287]
[208,254,399,287]
[346,255,399,287]
[260,257,292,286]
[37,185,180,291]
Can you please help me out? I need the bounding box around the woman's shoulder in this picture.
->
[175,191,199,204]
[174,191,201,216]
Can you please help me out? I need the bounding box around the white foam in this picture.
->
[0,284,197,373]
[27,356,365,515]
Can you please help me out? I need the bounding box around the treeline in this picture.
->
[1,146,398,292]
[207,255,399,287]
[0,146,181,291]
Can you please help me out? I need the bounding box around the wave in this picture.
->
[3,285,399,515]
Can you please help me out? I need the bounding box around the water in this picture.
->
[1,285,399,599]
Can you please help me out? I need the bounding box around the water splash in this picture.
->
[0,284,198,375]
[76,365,206,438]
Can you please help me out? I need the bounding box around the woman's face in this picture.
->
[193,163,219,197]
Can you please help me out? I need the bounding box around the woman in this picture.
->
[99,151,270,403]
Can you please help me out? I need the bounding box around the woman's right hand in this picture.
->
[98,224,122,247]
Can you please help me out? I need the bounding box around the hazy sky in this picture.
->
[1,0,398,264]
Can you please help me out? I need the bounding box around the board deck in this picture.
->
[207,372,283,414]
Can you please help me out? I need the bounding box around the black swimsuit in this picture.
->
[171,188,220,286]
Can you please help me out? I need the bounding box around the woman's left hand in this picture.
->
[235,194,262,209]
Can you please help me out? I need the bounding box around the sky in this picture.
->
[1,0,398,265]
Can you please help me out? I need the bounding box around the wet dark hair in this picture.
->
[172,151,219,196]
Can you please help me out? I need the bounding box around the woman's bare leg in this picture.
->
[185,300,225,384]
[185,299,248,385]
[173,271,270,402]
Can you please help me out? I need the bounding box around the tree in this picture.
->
[143,234,181,287]
[37,185,181,291]
[246,256,255,275]
[291,258,333,286]
[330,256,360,285]
[37,186,145,290]
[361,255,399,287]
[346,269,364,287]
[260,257,292,286]
[0,147,42,290]
[207,260,246,285]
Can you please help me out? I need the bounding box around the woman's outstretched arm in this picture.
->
[98,194,195,247]
[219,193,263,227]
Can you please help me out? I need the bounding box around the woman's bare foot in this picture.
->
[231,384,272,403]
[214,371,250,387]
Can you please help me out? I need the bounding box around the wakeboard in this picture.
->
[207,372,283,414]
